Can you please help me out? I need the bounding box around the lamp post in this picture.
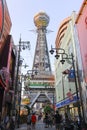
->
[17,72,30,124]
[49,46,82,129]
[52,91,55,111]
[15,37,30,128]
[17,80,21,126]
[62,73,65,106]
[15,37,30,94]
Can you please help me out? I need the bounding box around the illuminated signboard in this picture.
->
[0,0,4,38]
[22,98,30,105]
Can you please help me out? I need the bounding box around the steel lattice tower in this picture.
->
[32,12,52,77]
[26,12,55,108]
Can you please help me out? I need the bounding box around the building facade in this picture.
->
[55,11,82,120]
[75,0,87,123]
[0,0,16,118]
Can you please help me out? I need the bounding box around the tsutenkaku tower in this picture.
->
[24,12,55,107]
[32,11,52,77]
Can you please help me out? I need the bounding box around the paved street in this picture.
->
[16,120,56,130]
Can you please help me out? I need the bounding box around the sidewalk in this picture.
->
[15,120,56,130]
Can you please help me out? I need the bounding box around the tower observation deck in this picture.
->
[25,12,55,108]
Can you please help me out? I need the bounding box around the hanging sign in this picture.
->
[68,69,75,82]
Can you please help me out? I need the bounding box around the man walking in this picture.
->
[54,110,62,130]
[27,113,32,130]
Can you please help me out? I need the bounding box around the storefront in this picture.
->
[0,67,13,118]
[56,95,80,120]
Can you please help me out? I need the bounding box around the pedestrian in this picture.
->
[0,113,3,130]
[27,113,32,130]
[31,112,36,129]
[54,110,62,130]
[44,113,49,128]
[9,117,15,130]
[3,114,10,130]
[48,114,53,127]
[64,112,74,130]
[81,121,87,130]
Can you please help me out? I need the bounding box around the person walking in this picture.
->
[44,113,49,128]
[9,117,15,130]
[27,113,32,130]
[4,114,10,130]
[48,113,53,128]
[54,110,62,130]
[0,113,3,130]
[31,112,36,129]
[64,112,74,130]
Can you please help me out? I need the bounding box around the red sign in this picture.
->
[0,0,4,38]
[67,91,73,100]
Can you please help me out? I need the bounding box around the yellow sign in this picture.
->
[21,98,30,105]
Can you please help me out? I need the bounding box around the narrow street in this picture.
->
[0,1,87,129]
[16,120,56,130]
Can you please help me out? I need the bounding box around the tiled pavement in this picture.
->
[15,120,56,130]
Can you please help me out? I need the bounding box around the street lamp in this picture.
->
[15,37,30,128]
[15,37,30,93]
[49,46,82,129]
[17,72,30,124]
[52,91,55,111]
[62,73,65,104]
[17,81,21,126]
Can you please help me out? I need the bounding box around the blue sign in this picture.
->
[68,70,75,78]
[56,95,79,108]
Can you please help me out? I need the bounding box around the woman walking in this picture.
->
[31,113,36,129]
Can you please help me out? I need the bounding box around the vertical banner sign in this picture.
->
[68,69,75,82]
[0,0,4,38]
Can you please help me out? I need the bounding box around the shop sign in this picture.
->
[56,95,79,108]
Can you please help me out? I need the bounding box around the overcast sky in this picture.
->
[6,0,83,73]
